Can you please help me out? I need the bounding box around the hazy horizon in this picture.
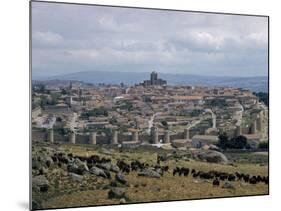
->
[32,2,268,78]
[32,69,268,80]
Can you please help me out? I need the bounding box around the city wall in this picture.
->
[32,128,197,146]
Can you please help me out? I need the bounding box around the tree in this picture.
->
[190,109,202,117]
[80,107,108,118]
[217,133,229,149]
[207,99,227,108]
[233,135,248,149]
[121,101,133,111]
[258,141,269,149]
[217,133,249,149]
[39,95,48,109]
[161,120,168,126]
[253,92,269,106]
[33,84,46,93]
[56,117,62,122]
[61,89,67,95]
[50,93,61,105]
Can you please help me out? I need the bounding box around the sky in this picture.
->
[32,1,268,78]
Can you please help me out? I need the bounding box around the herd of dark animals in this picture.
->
[172,167,269,186]
[40,151,268,189]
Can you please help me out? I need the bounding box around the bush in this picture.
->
[258,141,269,149]
[217,133,249,149]
[217,133,229,149]
[80,107,108,118]
[190,109,203,117]
[206,99,227,108]
[120,101,133,111]
[161,120,168,126]
[253,92,269,106]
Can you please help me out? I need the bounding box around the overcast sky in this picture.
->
[32,2,268,78]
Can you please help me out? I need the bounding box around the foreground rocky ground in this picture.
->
[32,141,268,210]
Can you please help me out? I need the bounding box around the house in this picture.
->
[192,135,219,148]
[171,96,204,106]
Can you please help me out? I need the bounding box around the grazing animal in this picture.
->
[191,169,196,175]
[228,174,236,181]
[264,176,269,185]
[249,176,257,184]
[131,160,144,171]
[199,172,213,180]
[117,160,131,173]
[173,167,180,176]
[257,175,262,183]
[235,172,243,181]
[163,165,169,172]
[193,171,202,178]
[243,174,250,183]
[219,173,228,181]
[172,167,188,176]
[213,178,220,186]
[182,167,190,176]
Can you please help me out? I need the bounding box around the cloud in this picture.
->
[31,1,268,78]
[246,32,268,47]
[33,31,64,46]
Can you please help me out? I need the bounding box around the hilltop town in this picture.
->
[32,71,268,149]
[31,72,269,209]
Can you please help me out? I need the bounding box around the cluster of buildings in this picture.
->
[32,71,268,149]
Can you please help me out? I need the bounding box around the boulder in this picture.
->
[155,168,164,176]
[160,144,174,150]
[115,173,127,184]
[222,182,235,189]
[90,166,107,178]
[40,154,54,168]
[67,163,79,174]
[98,162,111,171]
[32,200,40,210]
[69,172,83,182]
[196,150,228,164]
[74,158,89,171]
[32,175,49,192]
[120,198,126,204]
[32,159,41,170]
[110,164,120,173]
[97,162,120,173]
[209,144,220,151]
[108,187,126,199]
[67,158,89,175]
[138,169,161,178]
[171,139,189,148]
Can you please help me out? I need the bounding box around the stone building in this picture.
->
[140,71,167,86]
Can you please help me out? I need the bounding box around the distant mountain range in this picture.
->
[33,71,268,92]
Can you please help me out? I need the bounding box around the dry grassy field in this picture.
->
[32,143,268,209]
